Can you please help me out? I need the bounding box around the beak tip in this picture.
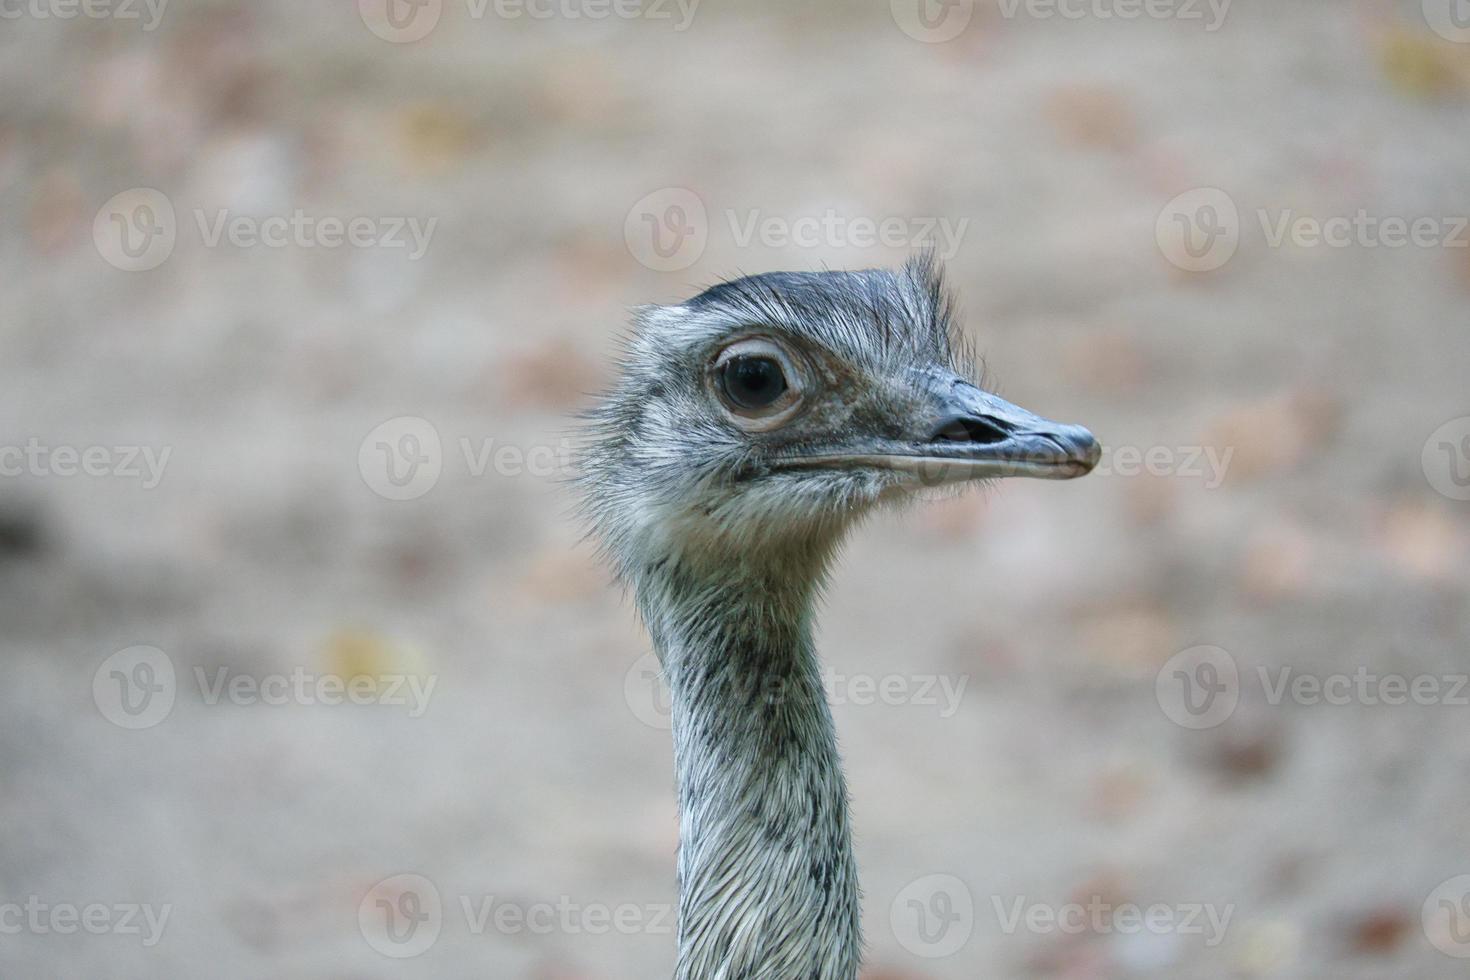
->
[1058,425,1101,475]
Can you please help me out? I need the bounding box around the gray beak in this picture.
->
[915,380,1102,483]
[777,378,1100,485]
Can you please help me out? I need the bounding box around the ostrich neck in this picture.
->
[640,559,861,980]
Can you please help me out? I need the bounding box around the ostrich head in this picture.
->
[581,255,1099,586]
[581,256,1100,980]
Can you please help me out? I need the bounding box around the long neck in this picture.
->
[639,557,861,980]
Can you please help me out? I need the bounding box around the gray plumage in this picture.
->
[579,256,1098,979]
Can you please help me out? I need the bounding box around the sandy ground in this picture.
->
[3,0,1470,977]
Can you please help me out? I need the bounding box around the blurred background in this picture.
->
[3,0,1470,977]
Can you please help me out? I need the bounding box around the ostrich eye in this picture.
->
[720,356,787,409]
[709,336,806,430]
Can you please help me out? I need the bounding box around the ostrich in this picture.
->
[580,256,1099,979]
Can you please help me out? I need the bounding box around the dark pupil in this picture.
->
[722,355,787,410]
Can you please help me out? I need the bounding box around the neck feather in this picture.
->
[637,553,861,980]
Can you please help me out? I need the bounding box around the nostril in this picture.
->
[928,415,1011,446]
